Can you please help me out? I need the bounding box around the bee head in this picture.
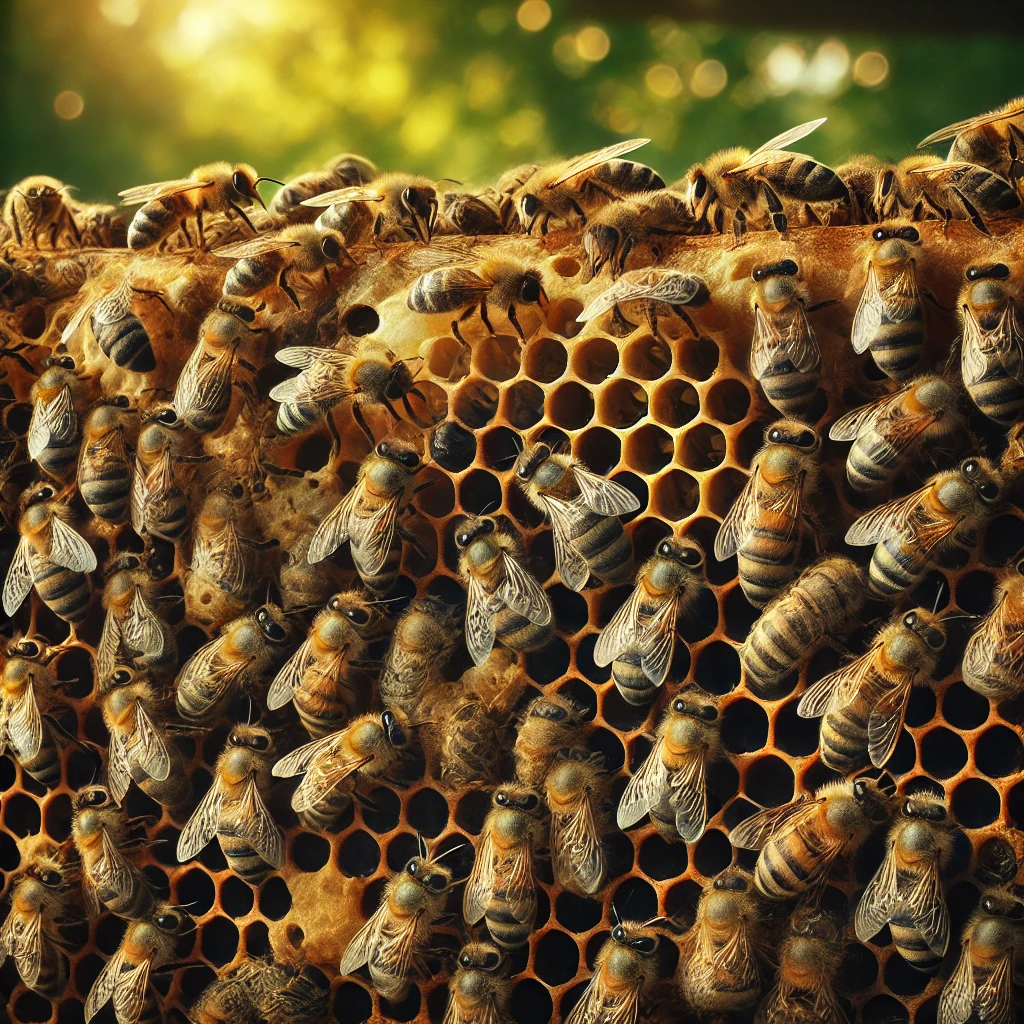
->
[902,794,948,822]
[375,440,421,470]
[75,785,112,811]
[228,725,272,752]
[960,457,1001,504]
[611,924,658,954]
[493,786,541,813]
[404,856,449,892]
[381,710,409,749]
[966,263,1011,282]
[515,443,551,481]
[255,604,289,644]
[766,420,820,452]
[851,777,891,822]
[901,608,946,651]
[458,943,503,972]
[751,259,799,283]
[657,537,704,569]
[455,516,495,550]
[400,185,438,243]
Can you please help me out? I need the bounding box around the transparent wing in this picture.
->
[578,269,703,321]
[172,342,206,418]
[639,595,680,687]
[903,854,950,958]
[84,945,126,1021]
[549,139,651,186]
[498,552,552,626]
[349,495,401,579]
[919,106,1024,148]
[593,584,644,667]
[829,390,904,441]
[463,828,497,925]
[976,949,1013,1024]
[854,839,898,941]
[339,905,387,975]
[212,236,301,259]
[465,572,498,668]
[8,909,43,987]
[845,483,959,551]
[551,789,605,894]
[97,828,141,911]
[123,590,165,658]
[851,263,886,354]
[176,777,225,861]
[938,941,976,1024]
[714,466,761,560]
[301,186,386,208]
[48,515,97,572]
[307,486,359,565]
[131,703,171,782]
[867,673,915,768]
[729,797,819,850]
[236,774,285,868]
[540,494,591,592]
[118,177,212,204]
[111,957,152,1024]
[267,637,316,710]
[107,728,132,803]
[616,734,669,829]
[730,119,827,171]
[272,731,349,779]
[60,295,98,346]
[797,645,883,719]
[275,346,337,370]
[3,538,34,617]
[176,634,247,704]
[92,276,134,326]
[669,747,709,843]
[28,385,76,459]
[9,683,44,762]
[574,466,641,517]
[750,303,820,378]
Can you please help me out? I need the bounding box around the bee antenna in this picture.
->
[511,433,524,453]
[416,833,428,860]
[431,843,469,864]
[478,500,500,516]
[610,901,620,926]
[642,915,666,928]
[932,580,946,614]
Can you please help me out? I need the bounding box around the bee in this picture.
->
[919,96,1024,182]
[850,223,928,380]
[268,152,379,222]
[339,838,453,1002]
[493,162,541,232]
[464,784,545,950]
[436,188,506,236]
[213,225,353,309]
[455,515,553,667]
[72,784,156,920]
[119,162,278,250]
[963,555,1024,700]
[379,595,462,718]
[511,139,662,235]
[515,443,640,591]
[100,665,190,811]
[682,119,849,240]
[2,175,80,247]
[98,552,177,682]
[513,692,586,789]
[173,298,264,434]
[307,440,423,595]
[268,590,389,738]
[741,556,866,697]
[84,903,194,1024]
[713,420,821,608]
[272,710,410,833]
[0,835,75,999]
[617,689,720,843]
[855,791,955,972]
[755,909,845,1024]
[407,254,550,345]
[829,375,962,492]
[270,340,428,445]
[78,397,137,524]
[845,457,1002,597]
[191,958,330,1024]
[0,636,65,788]
[937,889,1024,1024]
[678,868,765,1015]
[3,483,96,624]
[836,154,884,223]
[729,777,892,901]
[546,749,608,896]
[27,355,81,480]
[565,920,659,1024]
[68,199,129,248]
[175,603,291,725]
[188,962,261,1024]
[959,261,1024,425]
[577,267,706,339]
[594,536,706,705]
[177,724,285,885]
[444,942,512,1024]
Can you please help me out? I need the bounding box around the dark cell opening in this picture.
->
[200,915,240,967]
[13,992,53,1023]
[976,724,1023,777]
[693,641,741,695]
[504,379,545,429]
[339,829,382,877]
[601,685,654,732]
[638,833,689,880]
[919,727,969,779]
[454,789,493,836]
[905,685,937,728]
[244,920,272,957]
[509,979,553,1024]
[720,698,769,754]
[693,828,733,878]
[453,377,499,428]
[548,380,595,429]
[862,994,909,1024]
[774,700,821,756]
[884,950,931,996]
[43,792,72,842]
[611,876,658,922]
[258,876,292,919]
[380,985,421,1023]
[744,754,794,806]
[458,468,502,516]
[575,426,621,475]
[406,787,449,837]
[555,890,604,933]
[534,929,580,985]
[624,423,673,474]
[677,335,719,380]
[525,637,570,684]
[664,878,702,926]
[362,785,401,834]
[176,867,215,915]
[952,778,1001,828]
[334,982,373,1024]
[294,432,332,471]
[839,942,880,991]
[587,726,626,772]
[430,420,476,472]
[292,831,331,872]
[598,378,648,428]
[942,681,989,731]
[386,832,421,873]
[342,304,379,336]
[623,333,672,380]
[219,875,255,917]
[549,583,590,636]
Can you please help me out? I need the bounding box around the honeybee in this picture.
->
[755,909,845,1024]
[513,692,586,789]
[514,443,640,591]
[272,710,410,833]
[268,152,379,222]
[436,188,506,236]
[379,595,462,718]
[0,835,76,999]
[72,784,156,920]
[546,749,608,896]
[713,420,821,608]
[214,225,353,309]
[682,119,848,240]
[78,397,137,524]
[177,724,285,885]
[565,920,659,1024]
[617,689,720,843]
[69,199,129,248]
[493,163,541,232]
[84,903,194,1024]
[119,162,278,250]
[270,340,427,445]
[964,555,1024,700]
[594,535,706,705]
[444,942,512,1024]
[741,556,866,697]
[100,665,190,811]
[749,258,824,417]
[339,838,453,1002]
[191,958,330,1024]
[729,777,892,900]
[845,457,1002,597]
[3,483,96,624]
[0,636,65,788]
[268,590,389,738]
[577,267,706,338]
[937,889,1024,1024]
[829,375,962,491]
[850,223,927,380]
[173,298,264,434]
[174,603,291,725]
[406,250,550,345]
[678,867,766,1015]
[511,139,661,235]
[836,154,884,223]
[98,552,177,681]
[464,784,545,950]
[2,175,80,247]
[856,791,955,972]
[456,515,553,667]
[307,440,422,594]
[959,261,1024,425]
[27,355,81,480]
[919,96,1024,181]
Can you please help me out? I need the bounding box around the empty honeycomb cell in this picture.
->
[557,678,599,720]
[548,380,595,430]
[622,334,672,381]
[385,831,422,873]
[291,832,331,872]
[919,727,969,779]
[176,866,216,915]
[479,425,523,472]
[601,686,655,733]
[526,529,557,581]
[663,878,702,925]
[546,297,584,338]
[692,828,733,878]
[406,787,449,837]
[220,874,255,917]
[335,981,374,1024]
[975,725,1023,777]
[42,792,72,842]
[571,336,619,384]
[381,986,421,1022]
[638,833,688,881]
[458,467,503,514]
[3,793,40,836]
[426,334,466,380]
[341,304,380,336]
[19,304,46,339]
[904,686,938,729]
[96,913,128,956]
[955,569,997,615]
[550,255,581,278]
[571,631,608,683]
[548,584,589,635]
[953,778,1001,828]
[611,875,659,923]
[841,943,881,992]
[678,421,727,471]
[864,994,911,1024]
[622,422,673,475]
[720,698,769,754]
[523,336,568,382]
[676,335,720,380]
[942,681,989,730]
[0,756,15,792]
[534,930,580,986]
[704,377,752,425]
[651,379,700,431]
[361,787,402,834]
[597,378,648,428]
[915,997,940,1024]
[884,953,931,997]
[201,915,240,967]
[473,334,522,382]
[886,729,918,776]
[554,890,604,934]
[773,700,821,755]
[339,830,382,877]
[258,876,292,920]
[12,993,51,1023]
[244,920,272,956]
[693,640,741,695]
[587,726,626,772]
[453,377,499,427]
[430,420,477,471]
[526,637,571,685]
[503,378,546,428]
[574,426,620,476]
[983,513,1024,565]
[744,754,794,807]
[413,466,456,518]
[735,418,770,468]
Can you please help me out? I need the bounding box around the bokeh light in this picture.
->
[690,59,728,99]
[516,1,551,33]
[645,63,684,100]
[53,91,85,120]
[853,50,890,88]
[576,27,611,63]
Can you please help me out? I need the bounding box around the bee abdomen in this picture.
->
[595,160,666,193]
[737,530,799,608]
[571,513,633,585]
[139,768,191,811]
[144,491,189,542]
[360,540,402,596]
[756,833,818,898]
[494,608,552,654]
[219,836,274,886]
[21,730,61,788]
[889,920,942,972]
[294,682,351,739]
[31,558,91,624]
[102,877,156,919]
[485,898,535,950]
[612,650,658,705]
[407,271,471,314]
[28,945,68,999]
[224,258,277,297]
[176,674,231,724]
[867,315,924,379]
[276,399,328,435]
[298,788,352,833]
[847,432,900,491]
[36,441,80,480]
[820,698,871,772]
[789,161,850,202]
[869,540,925,596]
[94,314,157,372]
[80,460,132,522]
[964,363,1024,425]
[128,200,177,250]
[759,363,819,417]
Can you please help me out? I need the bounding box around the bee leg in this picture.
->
[401,392,432,429]
[507,303,525,341]
[568,197,588,226]
[63,207,82,247]
[350,402,377,448]
[194,206,206,251]
[611,304,637,334]
[805,298,842,313]
[478,297,495,337]
[671,305,698,338]
[921,288,952,312]
[397,523,430,561]
[178,218,195,249]
[229,202,257,235]
[761,182,788,235]
[277,268,301,309]
[730,209,747,247]
[952,187,990,236]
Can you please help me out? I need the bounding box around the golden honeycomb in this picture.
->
[1,180,1023,1024]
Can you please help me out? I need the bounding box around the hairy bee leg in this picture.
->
[762,182,788,235]
[805,298,842,313]
[731,209,747,247]
[350,402,376,448]
[479,297,495,337]
[568,198,588,225]
[230,203,257,235]
[507,304,525,341]
[194,206,205,251]
[178,218,194,248]
[671,305,699,338]
[278,268,301,309]
[952,187,991,236]
[401,392,432,429]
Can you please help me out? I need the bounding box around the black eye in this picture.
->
[693,172,707,200]
[406,859,418,875]
[459,953,473,968]
[156,409,178,426]
[40,870,62,887]
[778,259,798,275]
[85,788,108,806]
[539,703,566,721]
[633,936,656,953]
[495,792,508,806]
[425,873,447,891]
[926,628,945,650]
[962,459,980,480]
[679,546,703,566]
[376,442,390,456]
[900,227,920,242]
[903,611,919,628]
[250,733,270,751]
[36,486,55,500]
[519,275,541,304]
[456,532,471,547]
[232,171,249,194]
[880,170,895,196]
[983,896,998,914]
[479,518,495,535]
[795,430,816,449]
[113,395,130,408]
[346,607,370,625]
[967,266,982,281]
[991,263,1011,279]
[713,877,725,889]
[700,705,719,722]
[521,794,539,811]
[672,698,687,714]
[903,799,914,816]
[111,669,132,686]
[979,481,1000,501]
[400,451,420,468]
[612,925,627,942]
[768,428,782,443]
[872,228,887,241]
[853,780,868,799]
[1016,558,1024,577]
[401,186,416,206]
[929,805,948,820]
[16,639,41,657]
[230,732,242,745]
[328,596,341,611]
[725,876,748,891]
[156,912,180,930]
[658,541,673,557]
[522,194,538,216]
[482,952,500,970]
[321,235,341,260]
[752,266,768,282]
[235,304,257,323]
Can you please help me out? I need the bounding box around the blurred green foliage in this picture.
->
[1,0,1022,202]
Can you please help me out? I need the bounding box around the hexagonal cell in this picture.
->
[341,304,380,336]
[408,379,449,426]
[339,830,382,877]
[574,426,620,475]
[550,255,581,278]
[452,377,499,428]
[425,334,469,381]
[547,380,595,430]
[502,379,545,429]
[622,334,672,380]
[676,335,720,380]
[920,727,968,779]
[458,468,503,515]
[572,336,619,384]
[651,469,699,521]
[479,425,524,472]
[414,467,456,518]
[523,335,568,383]
[472,334,522,382]
[546,297,584,338]
[651,378,700,428]
[597,378,648,429]
[704,377,752,424]
[430,420,476,472]
[678,422,727,471]
[622,423,673,475]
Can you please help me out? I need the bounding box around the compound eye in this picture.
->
[795,430,816,449]
[229,732,242,746]
[633,936,657,953]
[929,805,948,820]
[672,698,687,714]
[328,596,341,611]
[425,873,447,892]
[903,611,919,628]
[979,481,1000,502]
[401,451,420,468]
[113,395,130,408]
[991,263,1011,279]
[456,532,471,548]
[872,227,888,241]
[962,459,980,480]
[250,733,270,751]
[679,545,703,566]
[519,275,541,303]
[713,877,725,889]
[40,870,62,887]
[779,259,798,275]
[86,788,109,806]
[751,266,767,282]
[983,896,998,914]
[232,171,249,195]
[459,953,473,968]
[612,925,627,943]
[156,409,178,426]
[321,235,341,261]
[482,952,500,970]
[854,779,868,799]
[346,607,371,625]
[111,669,132,686]
[495,792,509,806]
[522,194,539,217]
[967,266,982,281]
[903,799,914,816]
[479,518,495,535]
[692,172,707,201]
[156,912,180,931]
[726,876,748,891]
[700,705,719,722]
[900,226,920,242]
[658,541,673,557]
[1016,557,1024,577]
[768,428,783,443]
[521,794,540,811]
[36,486,55,501]
[406,859,418,876]
[58,355,77,369]
[16,639,41,657]
[235,304,257,323]
[376,442,390,457]
[926,628,945,650]
[880,170,895,196]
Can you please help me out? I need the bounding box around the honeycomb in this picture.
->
[1,176,1024,1024]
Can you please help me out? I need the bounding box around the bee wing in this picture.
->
[177,634,247,698]
[728,797,820,850]
[797,645,883,719]
[307,485,360,565]
[118,177,212,205]
[939,941,977,1024]
[730,118,827,171]
[593,584,645,667]
[176,776,226,861]
[84,945,127,1021]
[539,493,592,593]
[616,733,670,829]
[123,590,165,658]
[551,787,605,894]
[549,139,651,187]
[713,466,763,560]
[573,466,641,517]
[829,390,904,441]
[669,746,709,843]
[132,702,171,782]
[172,342,206,417]
[300,186,385,208]
[750,303,820,378]
[867,671,916,768]
[705,915,762,996]
[902,851,950,957]
[639,595,680,687]
[48,515,97,572]
[564,975,618,1024]
[237,773,285,868]
[267,636,316,710]
[3,537,34,617]
[465,572,498,668]
[28,384,76,459]
[579,271,703,321]
[275,346,328,370]
[98,827,142,909]
[9,682,44,762]
[272,731,346,778]
[851,263,886,354]
[60,295,98,346]
[463,828,497,925]
[212,236,302,259]
[99,607,125,677]
[107,728,132,803]
[976,949,1013,1024]
[111,956,153,1024]
[854,839,899,941]
[982,305,1023,380]
[498,551,552,626]
[92,276,134,326]
[7,908,43,987]
[919,107,1023,148]
[338,904,388,976]
[349,494,401,579]
[844,482,954,549]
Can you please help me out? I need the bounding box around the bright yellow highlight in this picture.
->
[516,1,551,32]
[690,59,728,99]
[576,27,611,63]
[645,63,684,99]
[54,91,85,120]
[853,51,890,88]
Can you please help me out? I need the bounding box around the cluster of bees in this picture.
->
[2,96,1024,1024]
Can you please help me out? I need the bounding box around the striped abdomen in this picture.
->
[820,690,872,773]
[298,786,352,833]
[93,313,156,372]
[141,484,189,542]
[36,439,79,481]
[20,727,61,789]
[494,605,551,655]
[963,351,1024,425]
[128,197,187,250]
[612,650,657,705]
[224,256,279,297]
[26,936,68,999]
[485,887,536,951]
[868,295,923,380]
[594,160,665,193]
[569,510,633,585]
[135,747,191,811]
[780,159,850,203]
[869,539,930,596]
[890,871,943,972]
[407,270,481,314]
[293,670,352,739]
[96,868,155,920]
[759,361,819,417]
[737,511,800,608]
[755,826,829,899]
[80,447,132,523]
[276,399,329,435]
[359,535,402,596]
[219,828,275,886]
[29,552,91,624]
[847,429,901,491]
